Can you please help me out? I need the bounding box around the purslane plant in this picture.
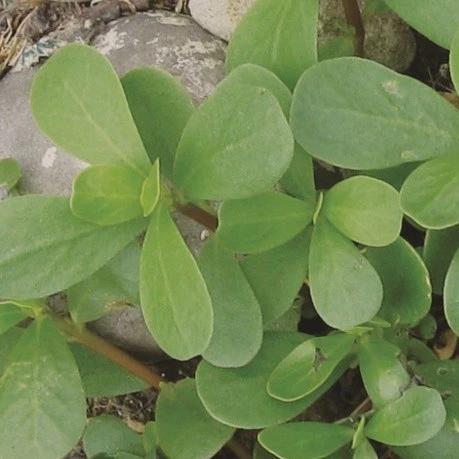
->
[1,0,459,458]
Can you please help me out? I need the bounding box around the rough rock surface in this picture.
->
[189,0,416,72]
[0,11,225,356]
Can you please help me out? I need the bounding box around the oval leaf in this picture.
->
[31,44,151,176]
[173,81,293,200]
[309,219,383,330]
[71,164,144,226]
[156,379,234,459]
[0,304,28,336]
[445,249,459,336]
[414,360,459,394]
[401,155,459,229]
[0,318,86,459]
[218,192,314,253]
[353,439,377,459]
[140,160,160,217]
[240,229,311,325]
[0,195,145,299]
[140,203,213,360]
[358,336,410,408]
[196,332,348,429]
[199,237,263,367]
[226,0,319,90]
[365,386,446,446]
[268,333,355,401]
[291,57,459,169]
[258,422,353,459]
[365,238,432,326]
[0,158,21,192]
[324,176,402,246]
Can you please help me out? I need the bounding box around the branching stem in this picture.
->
[341,0,365,57]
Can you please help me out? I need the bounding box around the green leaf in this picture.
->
[71,165,144,226]
[445,249,459,336]
[240,229,311,325]
[68,241,141,323]
[423,225,459,294]
[226,0,319,90]
[353,439,377,459]
[121,67,194,178]
[309,219,383,330]
[0,158,21,192]
[196,332,348,429]
[217,192,314,254]
[0,303,28,336]
[0,327,23,374]
[281,144,316,202]
[414,360,459,394]
[357,162,420,191]
[0,318,86,459]
[70,343,148,397]
[0,195,145,299]
[291,57,459,169]
[258,422,353,459]
[83,415,144,458]
[140,160,160,217]
[358,336,410,408]
[318,35,354,61]
[31,44,150,176]
[198,237,263,367]
[451,28,459,91]
[225,63,292,117]
[267,333,355,401]
[140,202,213,360]
[323,176,402,246]
[401,155,459,229]
[173,79,293,201]
[156,378,234,459]
[365,238,432,326]
[365,386,446,446]
[384,0,459,49]
[143,422,157,459]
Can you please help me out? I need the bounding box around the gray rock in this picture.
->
[189,0,416,72]
[0,11,225,357]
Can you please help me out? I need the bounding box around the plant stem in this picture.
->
[52,315,251,459]
[341,0,365,57]
[177,203,218,231]
[335,397,372,424]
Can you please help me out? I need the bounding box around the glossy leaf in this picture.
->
[358,336,410,408]
[268,334,355,402]
[445,249,459,336]
[423,225,459,294]
[0,158,21,191]
[384,0,459,49]
[173,79,293,200]
[365,386,446,446]
[140,159,160,217]
[324,176,402,246]
[353,439,377,459]
[156,379,234,459]
[281,144,316,202]
[83,415,144,458]
[401,155,459,229]
[0,195,145,299]
[365,238,431,325]
[70,344,148,397]
[122,67,194,178]
[0,303,27,336]
[291,57,459,169]
[199,237,263,367]
[196,332,348,429]
[140,203,213,360]
[225,64,292,117]
[0,318,86,459]
[259,422,353,459]
[309,219,383,330]
[240,229,311,325]
[218,192,314,253]
[71,165,144,226]
[68,241,141,323]
[226,0,319,90]
[414,360,459,394]
[31,44,150,176]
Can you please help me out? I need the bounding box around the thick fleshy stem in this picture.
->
[342,0,365,57]
[177,203,218,231]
